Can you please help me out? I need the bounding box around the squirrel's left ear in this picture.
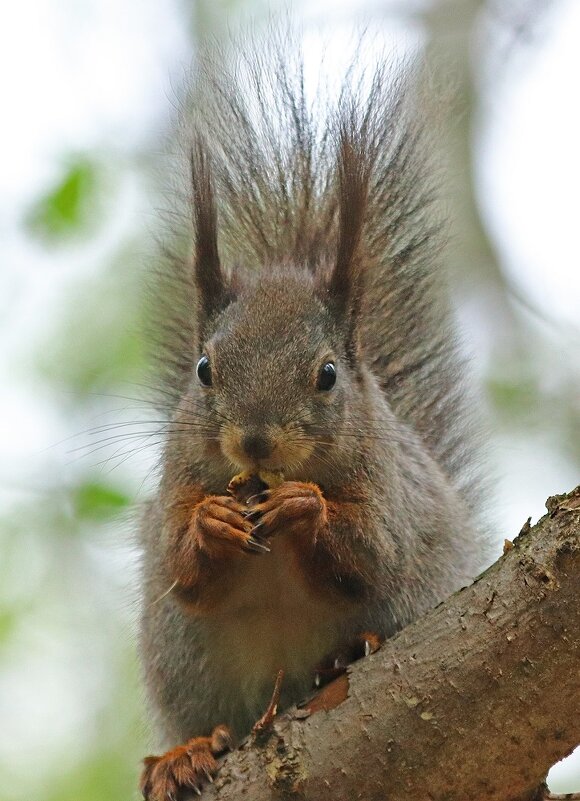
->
[326,127,370,362]
[190,138,231,341]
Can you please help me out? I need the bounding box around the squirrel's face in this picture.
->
[180,129,371,477]
[184,271,360,475]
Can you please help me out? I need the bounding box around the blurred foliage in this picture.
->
[25,157,106,244]
[73,481,131,522]
[0,473,144,801]
[34,250,146,400]
[38,648,145,801]
[1,0,579,799]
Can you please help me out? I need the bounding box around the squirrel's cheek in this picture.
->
[203,438,223,459]
[274,437,315,470]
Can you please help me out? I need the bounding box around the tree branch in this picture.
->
[199,487,580,801]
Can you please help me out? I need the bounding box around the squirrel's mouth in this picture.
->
[219,426,314,474]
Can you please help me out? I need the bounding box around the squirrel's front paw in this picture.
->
[192,495,271,558]
[140,725,232,800]
[245,481,327,540]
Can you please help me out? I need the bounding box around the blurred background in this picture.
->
[0,0,578,798]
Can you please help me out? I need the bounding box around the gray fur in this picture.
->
[139,32,489,749]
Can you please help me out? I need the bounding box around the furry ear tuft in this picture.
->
[190,137,230,340]
[327,123,371,360]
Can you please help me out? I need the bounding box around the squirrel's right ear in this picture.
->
[190,138,231,340]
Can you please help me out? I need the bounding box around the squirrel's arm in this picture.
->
[158,479,384,614]
[247,481,387,604]
[160,482,261,613]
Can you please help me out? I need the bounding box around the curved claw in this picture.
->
[246,491,270,506]
[244,536,271,554]
[140,724,233,801]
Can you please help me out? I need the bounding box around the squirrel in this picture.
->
[137,30,489,801]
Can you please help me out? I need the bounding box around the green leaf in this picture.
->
[485,375,537,418]
[25,158,102,242]
[73,481,130,521]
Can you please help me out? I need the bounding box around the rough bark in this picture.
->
[198,487,580,801]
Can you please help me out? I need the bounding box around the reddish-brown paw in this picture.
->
[248,481,327,540]
[191,495,269,558]
[140,725,233,800]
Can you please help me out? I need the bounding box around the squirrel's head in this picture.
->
[176,134,371,479]
[188,269,366,475]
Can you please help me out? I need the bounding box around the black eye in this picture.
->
[196,355,212,387]
[316,362,336,392]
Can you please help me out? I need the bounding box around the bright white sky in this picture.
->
[0,0,578,793]
[478,0,580,326]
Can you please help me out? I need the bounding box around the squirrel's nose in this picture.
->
[241,433,273,460]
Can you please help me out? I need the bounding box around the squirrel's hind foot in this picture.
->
[314,631,383,687]
[140,725,232,801]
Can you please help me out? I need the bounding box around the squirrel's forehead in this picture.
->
[214,282,331,351]
[208,292,332,377]
[240,276,322,317]
[215,310,326,363]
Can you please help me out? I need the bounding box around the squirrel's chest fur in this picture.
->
[204,534,343,699]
